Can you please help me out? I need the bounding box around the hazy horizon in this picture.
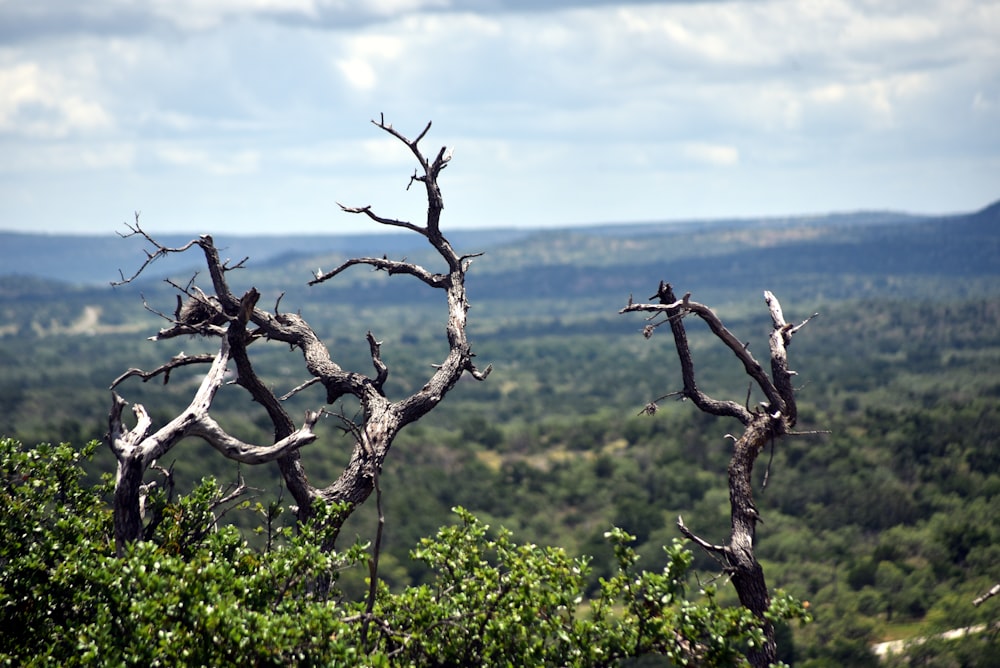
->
[1,200,988,240]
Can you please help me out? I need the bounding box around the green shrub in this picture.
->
[0,438,809,666]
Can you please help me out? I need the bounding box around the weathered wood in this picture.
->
[623,282,814,667]
[106,336,320,553]
[973,583,1000,607]
[108,118,489,551]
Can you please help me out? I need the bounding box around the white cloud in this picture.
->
[281,136,421,169]
[334,34,405,91]
[0,62,112,138]
[0,0,998,234]
[802,71,929,128]
[155,145,261,175]
[680,142,740,168]
[0,141,135,173]
[972,91,996,113]
[337,57,378,90]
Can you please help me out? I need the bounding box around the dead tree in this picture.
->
[622,281,816,668]
[107,117,491,555]
[973,583,1000,607]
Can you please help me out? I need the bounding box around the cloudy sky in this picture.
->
[1,0,998,236]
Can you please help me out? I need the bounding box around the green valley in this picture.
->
[2,201,998,665]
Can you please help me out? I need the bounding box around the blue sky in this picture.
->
[1,0,998,236]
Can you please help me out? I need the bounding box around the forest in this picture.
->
[2,196,999,665]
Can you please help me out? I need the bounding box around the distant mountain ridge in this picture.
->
[1,204,989,287]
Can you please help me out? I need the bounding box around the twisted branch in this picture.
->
[107,335,320,553]
[622,281,815,668]
[109,117,490,557]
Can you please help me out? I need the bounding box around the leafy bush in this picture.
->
[0,438,810,666]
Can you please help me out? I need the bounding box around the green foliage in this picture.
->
[0,439,114,661]
[3,297,998,664]
[0,438,811,666]
[374,513,804,666]
[0,438,368,666]
[3,213,999,665]
[880,631,1000,668]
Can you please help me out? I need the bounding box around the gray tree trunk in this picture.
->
[623,281,817,667]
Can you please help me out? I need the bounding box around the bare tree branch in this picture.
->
[623,281,817,668]
[621,283,754,423]
[279,377,322,401]
[361,466,385,652]
[973,583,1000,607]
[112,214,202,285]
[366,331,389,391]
[109,352,215,389]
[677,515,727,554]
[309,254,445,288]
[109,118,490,555]
[334,203,426,236]
[107,335,320,553]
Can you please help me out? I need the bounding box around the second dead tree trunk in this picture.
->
[622,281,816,667]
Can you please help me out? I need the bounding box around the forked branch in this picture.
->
[622,281,815,668]
[107,336,320,553]
[109,118,489,558]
